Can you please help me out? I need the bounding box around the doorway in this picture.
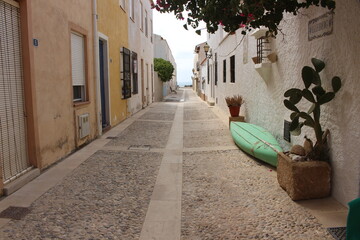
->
[146,63,149,105]
[99,38,110,129]
[141,59,145,108]
[0,0,31,183]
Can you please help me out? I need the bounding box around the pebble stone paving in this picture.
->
[106,120,173,149]
[0,89,334,240]
[181,150,333,240]
[0,151,162,240]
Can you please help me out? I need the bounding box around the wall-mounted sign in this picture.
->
[33,38,39,47]
[308,12,333,41]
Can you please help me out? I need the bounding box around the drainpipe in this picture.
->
[92,0,102,136]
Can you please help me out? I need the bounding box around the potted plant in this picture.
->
[277,58,342,201]
[225,95,244,117]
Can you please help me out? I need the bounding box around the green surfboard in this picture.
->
[230,122,282,167]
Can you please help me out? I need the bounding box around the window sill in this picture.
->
[73,101,90,108]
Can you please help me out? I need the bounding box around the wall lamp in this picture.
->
[203,43,212,59]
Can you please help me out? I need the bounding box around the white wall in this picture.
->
[154,34,177,96]
[207,1,360,206]
[127,0,154,114]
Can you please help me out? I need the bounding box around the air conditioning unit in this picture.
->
[78,113,90,139]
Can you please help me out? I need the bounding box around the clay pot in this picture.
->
[228,106,240,117]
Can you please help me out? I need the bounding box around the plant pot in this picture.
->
[228,106,240,117]
[267,52,277,63]
[252,56,261,64]
[277,153,331,201]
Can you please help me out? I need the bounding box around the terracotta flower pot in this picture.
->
[228,106,240,117]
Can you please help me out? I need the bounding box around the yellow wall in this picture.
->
[97,0,129,126]
[28,0,98,168]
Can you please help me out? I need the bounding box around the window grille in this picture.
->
[132,51,138,94]
[121,47,131,99]
[214,53,218,86]
[230,55,235,83]
[256,37,271,64]
[223,59,226,83]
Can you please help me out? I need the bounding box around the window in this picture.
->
[214,53,218,86]
[132,51,138,94]
[121,47,131,99]
[71,32,86,102]
[150,19,153,42]
[145,10,148,37]
[223,59,226,83]
[129,0,134,19]
[119,0,126,10]
[230,55,235,83]
[140,1,144,31]
[207,61,210,84]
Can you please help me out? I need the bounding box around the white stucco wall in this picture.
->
[154,34,177,96]
[127,0,154,115]
[206,1,360,206]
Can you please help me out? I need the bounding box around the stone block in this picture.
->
[277,154,331,201]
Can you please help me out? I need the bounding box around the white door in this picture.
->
[0,0,30,183]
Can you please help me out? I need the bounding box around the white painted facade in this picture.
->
[204,2,360,206]
[127,0,154,114]
[153,34,177,100]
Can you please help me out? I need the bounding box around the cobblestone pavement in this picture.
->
[0,89,333,239]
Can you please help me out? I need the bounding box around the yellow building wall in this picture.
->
[97,0,129,126]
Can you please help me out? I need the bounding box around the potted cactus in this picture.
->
[277,58,342,201]
[225,95,244,117]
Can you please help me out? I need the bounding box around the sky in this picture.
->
[153,11,207,86]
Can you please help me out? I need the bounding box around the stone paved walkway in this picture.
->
[0,89,339,239]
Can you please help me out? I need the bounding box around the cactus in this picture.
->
[283,58,342,161]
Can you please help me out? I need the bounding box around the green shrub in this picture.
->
[154,58,175,82]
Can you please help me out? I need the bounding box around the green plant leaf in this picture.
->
[302,89,316,103]
[289,117,299,131]
[318,92,335,105]
[284,100,299,112]
[314,105,320,122]
[332,76,341,93]
[311,58,325,72]
[289,93,302,104]
[304,119,315,128]
[183,24,188,30]
[284,88,301,97]
[312,71,321,85]
[299,112,315,127]
[301,66,314,89]
[290,122,304,136]
[195,29,201,35]
[308,103,316,114]
[312,86,326,96]
[290,112,299,120]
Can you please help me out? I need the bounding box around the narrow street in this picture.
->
[0,89,334,239]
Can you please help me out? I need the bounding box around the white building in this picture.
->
[204,4,360,206]
[127,0,154,114]
[153,34,177,101]
[192,42,207,99]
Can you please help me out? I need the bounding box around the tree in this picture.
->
[152,0,335,35]
[154,58,175,82]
